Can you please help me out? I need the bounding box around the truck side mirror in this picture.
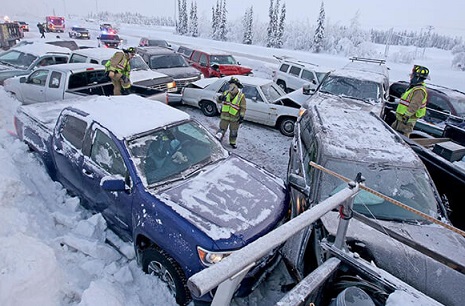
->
[101,176,126,191]
[288,173,311,198]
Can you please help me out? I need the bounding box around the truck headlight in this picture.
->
[197,246,232,266]
[166,81,177,92]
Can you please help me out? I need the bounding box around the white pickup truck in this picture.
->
[3,63,166,104]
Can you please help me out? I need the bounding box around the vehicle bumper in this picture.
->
[145,92,168,104]
[167,93,182,105]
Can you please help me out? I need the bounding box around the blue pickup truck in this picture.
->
[14,95,289,305]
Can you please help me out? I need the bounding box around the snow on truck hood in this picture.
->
[158,156,287,242]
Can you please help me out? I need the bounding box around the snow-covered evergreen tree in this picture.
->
[191,1,199,37]
[313,1,325,53]
[219,0,228,41]
[177,0,188,35]
[266,0,286,48]
[276,3,286,48]
[243,6,253,45]
[211,6,218,39]
[266,0,276,47]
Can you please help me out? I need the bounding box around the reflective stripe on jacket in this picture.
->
[221,91,245,116]
[396,84,428,119]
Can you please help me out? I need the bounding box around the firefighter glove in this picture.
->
[218,94,227,102]
[121,74,130,83]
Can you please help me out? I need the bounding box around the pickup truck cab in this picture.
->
[13,95,289,305]
[188,49,252,78]
[68,48,177,94]
[4,63,166,103]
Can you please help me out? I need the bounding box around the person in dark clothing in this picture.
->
[37,23,45,38]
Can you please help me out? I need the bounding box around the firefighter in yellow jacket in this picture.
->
[391,65,429,137]
[216,77,246,149]
[105,47,136,95]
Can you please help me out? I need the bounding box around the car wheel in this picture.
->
[278,117,295,137]
[277,80,287,92]
[200,100,218,117]
[303,220,329,276]
[141,247,191,306]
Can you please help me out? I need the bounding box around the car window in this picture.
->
[428,94,451,113]
[191,51,201,62]
[60,115,87,150]
[69,54,87,63]
[27,69,49,86]
[148,40,169,48]
[316,72,327,83]
[301,69,315,82]
[320,75,380,102]
[199,53,208,66]
[54,56,68,65]
[218,81,229,93]
[91,129,127,177]
[260,83,283,102]
[129,56,150,70]
[48,71,62,88]
[289,66,302,77]
[68,70,109,89]
[242,85,262,101]
[279,64,290,72]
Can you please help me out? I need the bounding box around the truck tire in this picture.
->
[200,100,218,117]
[277,80,287,93]
[278,117,295,137]
[141,247,191,306]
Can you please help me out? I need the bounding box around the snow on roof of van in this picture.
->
[22,95,190,139]
[307,95,419,165]
[71,47,120,59]
[330,68,387,84]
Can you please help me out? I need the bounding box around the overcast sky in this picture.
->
[2,0,464,37]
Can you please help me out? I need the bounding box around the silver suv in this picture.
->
[272,56,329,93]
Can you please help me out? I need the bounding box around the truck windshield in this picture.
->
[318,159,440,222]
[319,75,380,103]
[127,121,227,186]
[210,55,237,65]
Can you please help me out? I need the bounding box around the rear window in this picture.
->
[68,70,109,89]
[61,115,87,150]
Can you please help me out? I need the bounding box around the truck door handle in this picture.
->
[82,169,94,178]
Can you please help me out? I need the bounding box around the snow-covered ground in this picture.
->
[1,19,464,306]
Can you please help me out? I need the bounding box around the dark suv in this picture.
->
[97,34,121,48]
[385,81,465,136]
[286,95,464,306]
[137,46,202,91]
[69,26,90,39]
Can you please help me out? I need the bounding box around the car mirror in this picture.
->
[237,61,241,65]
[302,84,315,95]
[19,77,26,83]
[288,173,311,198]
[101,176,126,191]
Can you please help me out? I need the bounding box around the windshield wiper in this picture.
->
[0,60,16,67]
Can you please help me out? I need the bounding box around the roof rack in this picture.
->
[349,57,386,65]
[273,55,319,67]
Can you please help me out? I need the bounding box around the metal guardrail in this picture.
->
[187,181,360,305]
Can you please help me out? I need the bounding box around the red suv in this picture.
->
[188,49,252,78]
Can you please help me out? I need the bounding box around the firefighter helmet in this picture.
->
[412,65,430,79]
[228,76,243,89]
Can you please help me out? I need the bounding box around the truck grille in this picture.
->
[175,75,201,89]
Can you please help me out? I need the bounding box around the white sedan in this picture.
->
[181,75,304,136]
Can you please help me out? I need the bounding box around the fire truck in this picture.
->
[45,16,65,33]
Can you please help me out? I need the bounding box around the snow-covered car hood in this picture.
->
[189,77,219,89]
[130,69,170,83]
[306,91,383,115]
[156,66,200,80]
[159,155,288,243]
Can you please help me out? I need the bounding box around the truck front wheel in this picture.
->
[141,247,191,306]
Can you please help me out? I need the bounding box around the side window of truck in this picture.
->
[48,71,62,88]
[90,129,127,176]
[27,69,49,86]
[60,115,87,150]
[69,54,87,63]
